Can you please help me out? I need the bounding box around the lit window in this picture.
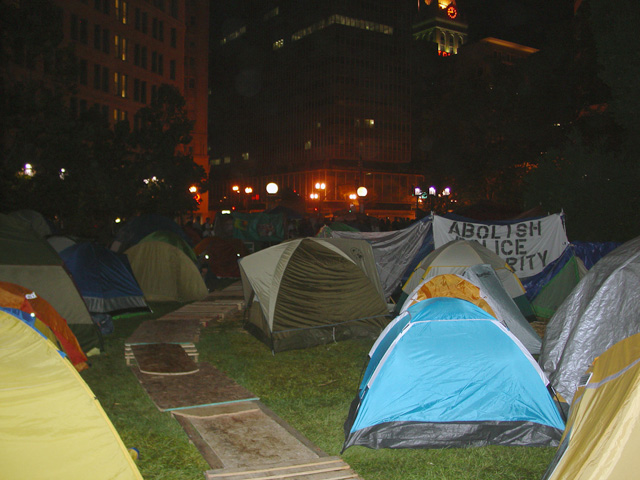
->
[212,158,221,166]
[364,118,375,127]
[242,152,249,160]
[224,156,231,164]
[305,140,312,150]
[115,0,128,24]
[114,35,128,62]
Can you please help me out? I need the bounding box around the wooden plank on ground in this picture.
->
[130,362,258,412]
[161,303,240,323]
[174,401,321,471]
[126,318,201,344]
[130,343,199,375]
[204,456,363,480]
[125,342,198,366]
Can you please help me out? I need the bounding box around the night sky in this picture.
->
[211,1,574,50]
[460,0,573,48]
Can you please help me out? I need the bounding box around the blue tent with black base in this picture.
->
[60,242,150,316]
[342,297,564,451]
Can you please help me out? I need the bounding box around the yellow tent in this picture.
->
[543,333,640,480]
[0,309,142,480]
[125,230,208,303]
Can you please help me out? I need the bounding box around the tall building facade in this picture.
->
[2,0,210,219]
[209,0,423,218]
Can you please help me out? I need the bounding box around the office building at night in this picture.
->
[209,0,423,218]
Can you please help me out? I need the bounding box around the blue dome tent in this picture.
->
[342,297,564,451]
[60,242,150,316]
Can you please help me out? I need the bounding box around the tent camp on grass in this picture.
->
[400,239,534,320]
[342,297,564,452]
[0,309,142,480]
[0,214,101,354]
[125,230,208,303]
[239,237,390,352]
[400,265,541,355]
[60,242,150,315]
[543,333,640,480]
[540,235,640,405]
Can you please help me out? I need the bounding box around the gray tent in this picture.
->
[239,237,390,352]
[539,235,640,404]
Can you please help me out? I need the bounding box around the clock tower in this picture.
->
[414,1,468,56]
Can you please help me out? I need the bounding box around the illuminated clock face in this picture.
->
[447,6,458,19]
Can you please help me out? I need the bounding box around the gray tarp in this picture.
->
[539,235,640,403]
[321,218,432,299]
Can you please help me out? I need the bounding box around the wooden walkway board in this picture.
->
[125,342,198,366]
[130,362,258,412]
[204,456,363,480]
[126,318,201,345]
[130,343,199,375]
[162,303,241,323]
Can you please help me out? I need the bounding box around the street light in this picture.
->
[357,186,368,214]
[266,182,279,195]
[423,186,451,212]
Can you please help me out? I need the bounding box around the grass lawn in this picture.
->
[81,288,557,480]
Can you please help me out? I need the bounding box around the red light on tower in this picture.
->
[447,6,458,19]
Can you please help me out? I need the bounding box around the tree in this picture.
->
[129,84,207,219]
[1,2,206,238]
[414,48,562,210]
[524,0,640,241]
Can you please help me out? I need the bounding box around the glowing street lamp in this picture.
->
[266,182,279,195]
[22,163,35,177]
[189,185,201,205]
[357,186,368,213]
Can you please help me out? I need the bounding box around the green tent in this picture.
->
[531,254,588,321]
[239,237,390,352]
[125,230,208,303]
[0,214,101,353]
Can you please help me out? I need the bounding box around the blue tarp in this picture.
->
[522,241,623,300]
[343,297,564,450]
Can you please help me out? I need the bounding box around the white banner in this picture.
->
[433,214,569,278]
